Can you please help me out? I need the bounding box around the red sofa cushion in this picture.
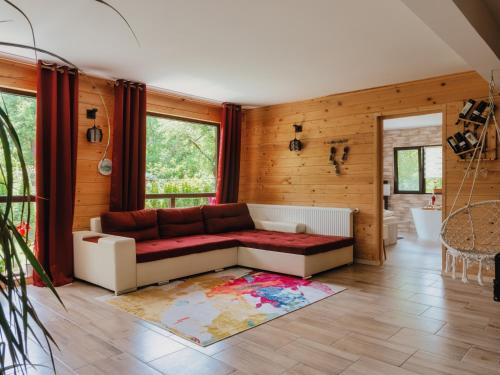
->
[101,210,159,242]
[201,203,255,234]
[157,207,205,238]
[135,235,239,263]
[218,229,354,256]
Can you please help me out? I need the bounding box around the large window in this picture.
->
[145,114,218,208]
[0,89,36,273]
[394,145,442,194]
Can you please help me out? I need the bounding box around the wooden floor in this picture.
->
[22,237,500,375]
[384,232,443,272]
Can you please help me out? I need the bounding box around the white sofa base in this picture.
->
[237,246,353,278]
[136,247,238,287]
[73,231,137,295]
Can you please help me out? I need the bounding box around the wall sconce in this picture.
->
[86,108,103,143]
[289,124,303,151]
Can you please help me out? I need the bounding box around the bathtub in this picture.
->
[411,207,442,241]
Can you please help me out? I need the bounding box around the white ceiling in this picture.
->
[383,113,442,130]
[0,0,470,106]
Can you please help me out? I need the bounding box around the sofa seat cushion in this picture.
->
[158,207,205,238]
[101,209,159,242]
[219,230,354,256]
[202,203,255,234]
[135,235,240,263]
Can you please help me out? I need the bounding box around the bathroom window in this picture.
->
[394,145,442,194]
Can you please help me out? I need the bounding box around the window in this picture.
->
[394,145,442,194]
[0,89,36,273]
[145,114,218,208]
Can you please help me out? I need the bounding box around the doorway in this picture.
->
[379,112,444,272]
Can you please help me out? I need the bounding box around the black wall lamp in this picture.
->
[289,124,303,151]
[86,108,103,143]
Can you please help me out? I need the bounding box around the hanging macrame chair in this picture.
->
[441,73,500,286]
[441,72,500,285]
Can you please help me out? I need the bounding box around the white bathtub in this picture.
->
[411,207,442,241]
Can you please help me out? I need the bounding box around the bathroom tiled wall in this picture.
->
[383,125,442,233]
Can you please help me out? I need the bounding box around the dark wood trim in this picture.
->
[146,192,215,208]
[0,195,35,203]
[146,111,220,127]
[145,193,215,199]
[0,87,36,98]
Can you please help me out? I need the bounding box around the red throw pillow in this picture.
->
[157,207,205,238]
[101,209,159,241]
[201,203,255,234]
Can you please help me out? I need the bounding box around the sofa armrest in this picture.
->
[254,219,306,233]
[73,231,137,295]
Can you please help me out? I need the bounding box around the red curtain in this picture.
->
[110,80,147,211]
[33,62,78,287]
[216,103,242,204]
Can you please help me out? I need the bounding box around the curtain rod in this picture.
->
[40,63,77,75]
[115,80,145,90]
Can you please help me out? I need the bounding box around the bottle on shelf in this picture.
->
[447,135,462,156]
[479,103,495,124]
[447,135,466,159]
[470,101,488,123]
[464,130,479,148]
[454,132,470,152]
[455,99,476,125]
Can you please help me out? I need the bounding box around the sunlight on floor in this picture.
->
[384,232,442,272]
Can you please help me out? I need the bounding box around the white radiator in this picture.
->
[247,204,356,237]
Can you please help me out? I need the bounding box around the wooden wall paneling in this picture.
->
[73,76,115,230]
[241,72,496,267]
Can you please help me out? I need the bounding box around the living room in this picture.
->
[0,1,499,374]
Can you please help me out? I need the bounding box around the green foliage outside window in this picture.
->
[396,148,420,192]
[0,92,36,273]
[394,145,442,194]
[145,115,217,208]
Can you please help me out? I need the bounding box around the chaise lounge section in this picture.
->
[73,203,355,294]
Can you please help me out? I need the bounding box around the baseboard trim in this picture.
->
[355,258,381,266]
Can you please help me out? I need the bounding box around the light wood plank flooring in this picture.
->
[20,240,499,375]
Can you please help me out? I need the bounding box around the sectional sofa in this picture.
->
[73,203,355,294]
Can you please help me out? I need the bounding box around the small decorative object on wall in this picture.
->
[329,147,340,176]
[326,138,349,175]
[342,145,350,161]
[98,158,112,176]
[86,108,103,143]
[289,124,303,151]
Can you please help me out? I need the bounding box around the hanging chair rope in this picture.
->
[441,70,500,286]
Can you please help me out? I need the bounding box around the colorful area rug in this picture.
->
[102,268,345,346]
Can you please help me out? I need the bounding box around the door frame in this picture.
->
[374,105,446,265]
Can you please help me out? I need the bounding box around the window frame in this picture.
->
[144,112,220,207]
[0,87,36,204]
[393,144,442,195]
[0,87,37,275]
